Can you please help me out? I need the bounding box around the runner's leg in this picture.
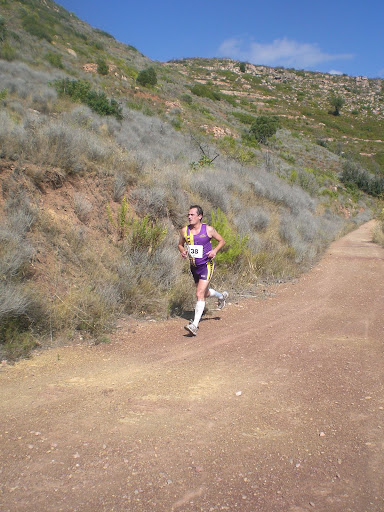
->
[208,288,224,300]
[192,279,210,327]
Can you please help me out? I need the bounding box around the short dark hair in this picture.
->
[189,204,203,217]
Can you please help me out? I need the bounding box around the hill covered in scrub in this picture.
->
[0,0,383,360]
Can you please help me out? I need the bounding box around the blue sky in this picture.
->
[56,0,384,78]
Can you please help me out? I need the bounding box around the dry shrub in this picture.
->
[372,220,384,247]
[234,207,270,234]
[247,246,298,282]
[191,171,231,213]
[35,212,124,341]
[113,173,127,202]
[0,188,46,359]
[129,185,168,220]
[0,281,47,360]
[168,274,195,316]
[0,316,39,361]
[51,284,121,338]
[73,192,93,223]
[0,282,32,319]
[117,242,183,318]
[0,229,34,279]
[31,88,57,114]
[0,111,125,177]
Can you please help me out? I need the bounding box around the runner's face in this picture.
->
[188,209,202,226]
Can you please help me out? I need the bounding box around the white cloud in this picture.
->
[329,70,343,75]
[218,37,354,70]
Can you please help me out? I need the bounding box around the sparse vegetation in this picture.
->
[231,111,258,125]
[190,83,221,101]
[0,1,382,358]
[97,58,109,75]
[340,160,384,197]
[53,78,123,120]
[21,12,54,42]
[44,52,64,69]
[0,40,16,61]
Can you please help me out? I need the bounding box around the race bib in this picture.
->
[187,244,203,258]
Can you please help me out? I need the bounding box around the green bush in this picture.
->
[130,215,168,253]
[181,93,193,104]
[94,28,115,39]
[22,13,53,42]
[238,62,246,73]
[97,58,109,75]
[190,155,215,170]
[222,94,237,106]
[91,40,104,51]
[53,79,123,120]
[231,111,258,125]
[0,41,16,61]
[0,317,38,361]
[44,52,63,69]
[107,197,167,248]
[136,67,157,87]
[107,196,130,240]
[210,208,248,265]
[341,160,384,197]
[249,115,280,143]
[190,83,221,101]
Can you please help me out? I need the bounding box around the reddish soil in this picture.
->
[1,220,383,512]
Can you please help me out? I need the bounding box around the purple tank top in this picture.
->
[184,223,212,266]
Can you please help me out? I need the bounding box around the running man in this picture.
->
[178,205,228,336]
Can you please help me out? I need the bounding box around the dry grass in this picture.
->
[73,192,93,223]
[372,220,384,247]
[0,53,376,358]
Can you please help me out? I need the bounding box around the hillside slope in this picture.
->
[0,0,382,358]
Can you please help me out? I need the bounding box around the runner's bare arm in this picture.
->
[178,228,188,259]
[206,226,225,259]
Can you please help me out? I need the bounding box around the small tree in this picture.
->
[239,62,246,73]
[249,115,280,144]
[97,58,109,76]
[136,67,157,87]
[329,94,345,116]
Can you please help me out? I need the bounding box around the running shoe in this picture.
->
[184,323,198,336]
[217,291,229,310]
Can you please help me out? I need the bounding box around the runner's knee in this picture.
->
[196,290,205,301]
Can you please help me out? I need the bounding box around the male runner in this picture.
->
[178,205,228,336]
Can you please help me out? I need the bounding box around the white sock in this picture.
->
[209,288,223,299]
[192,300,205,327]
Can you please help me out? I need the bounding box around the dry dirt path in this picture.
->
[1,220,384,512]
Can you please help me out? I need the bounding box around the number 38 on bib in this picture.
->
[187,244,203,258]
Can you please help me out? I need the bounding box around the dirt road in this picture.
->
[1,220,383,512]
